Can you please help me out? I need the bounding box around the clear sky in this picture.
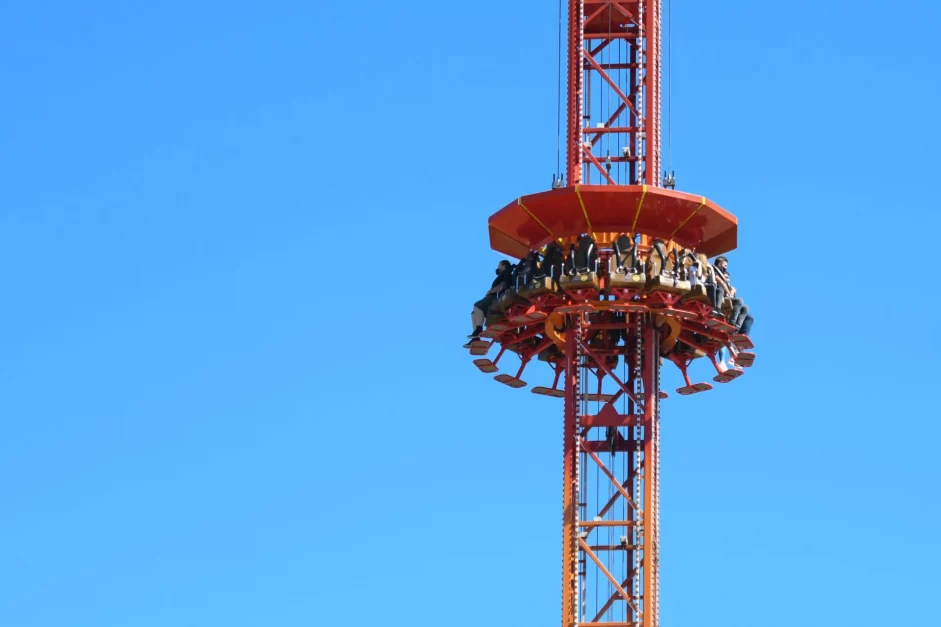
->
[1,1,939,625]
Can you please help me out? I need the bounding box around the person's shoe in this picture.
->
[716,361,728,373]
[463,340,476,349]
[467,326,483,339]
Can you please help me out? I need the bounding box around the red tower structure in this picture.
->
[468,3,753,627]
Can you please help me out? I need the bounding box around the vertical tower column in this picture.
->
[561,323,580,626]
[560,313,659,627]
[641,322,660,627]
[566,0,662,187]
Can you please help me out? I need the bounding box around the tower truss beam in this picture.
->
[560,312,660,627]
[567,0,661,187]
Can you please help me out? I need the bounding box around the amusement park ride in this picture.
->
[466,2,754,627]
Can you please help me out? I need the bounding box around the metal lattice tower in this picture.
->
[473,4,750,627]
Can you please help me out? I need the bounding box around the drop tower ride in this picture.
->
[468,3,753,627]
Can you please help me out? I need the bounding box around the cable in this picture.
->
[606,0,613,175]
[667,0,672,175]
[557,0,563,180]
[607,447,613,620]
[619,38,625,185]
[622,355,628,622]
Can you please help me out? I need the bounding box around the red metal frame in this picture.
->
[470,299,751,627]
[566,5,662,625]
[569,0,660,187]
[478,3,750,627]
[557,312,661,627]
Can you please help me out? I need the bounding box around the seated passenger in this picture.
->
[687,251,702,287]
[465,259,515,346]
[713,255,754,335]
[698,253,723,313]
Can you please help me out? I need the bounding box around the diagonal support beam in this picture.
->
[589,39,612,57]
[584,51,639,118]
[585,2,611,25]
[612,1,638,22]
[578,537,640,615]
[597,458,640,518]
[582,144,618,184]
[593,574,635,622]
[580,437,639,512]
[590,102,628,147]
[577,337,644,411]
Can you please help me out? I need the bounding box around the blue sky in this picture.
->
[1,1,939,625]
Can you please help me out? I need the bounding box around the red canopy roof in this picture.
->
[488,185,738,258]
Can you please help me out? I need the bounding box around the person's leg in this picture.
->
[708,283,725,313]
[729,298,743,324]
[734,304,749,329]
[468,296,493,340]
[739,312,754,336]
[471,307,485,334]
[717,346,729,371]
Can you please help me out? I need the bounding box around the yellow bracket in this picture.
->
[630,185,648,236]
[669,196,706,240]
[574,186,594,237]
[519,199,554,237]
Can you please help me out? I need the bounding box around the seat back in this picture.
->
[573,234,597,274]
[540,241,565,285]
[645,239,669,281]
[517,250,541,287]
[665,248,680,278]
[564,243,577,276]
[503,262,520,295]
[613,234,638,273]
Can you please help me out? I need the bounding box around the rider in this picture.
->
[465,259,515,347]
[713,255,754,336]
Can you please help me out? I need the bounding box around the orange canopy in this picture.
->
[488,185,738,258]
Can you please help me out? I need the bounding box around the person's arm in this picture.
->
[714,271,733,294]
[486,272,512,296]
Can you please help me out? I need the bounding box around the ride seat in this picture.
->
[563,243,576,276]
[519,242,564,298]
[496,286,524,312]
[645,241,690,295]
[647,274,691,295]
[681,283,710,304]
[560,234,601,292]
[608,233,644,289]
[614,234,639,272]
[516,250,541,288]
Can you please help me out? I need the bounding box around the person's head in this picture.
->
[496,259,512,275]
[715,255,728,271]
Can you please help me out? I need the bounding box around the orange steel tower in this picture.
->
[467,3,755,627]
